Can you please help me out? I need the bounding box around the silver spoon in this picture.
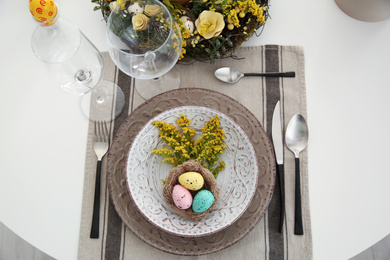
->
[214,67,295,83]
[285,113,308,235]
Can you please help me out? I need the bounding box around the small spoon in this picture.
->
[214,67,295,84]
[285,113,308,235]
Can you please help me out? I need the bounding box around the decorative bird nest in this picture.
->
[162,160,220,221]
[92,0,269,63]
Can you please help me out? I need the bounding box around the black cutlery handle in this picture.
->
[278,164,285,233]
[90,160,102,239]
[294,157,304,235]
[244,71,295,77]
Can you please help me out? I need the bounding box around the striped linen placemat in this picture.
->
[78,45,312,260]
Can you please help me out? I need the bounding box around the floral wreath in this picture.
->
[92,0,269,63]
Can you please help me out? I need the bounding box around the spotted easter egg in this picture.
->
[29,0,57,23]
[172,185,193,210]
[180,16,194,34]
[128,3,144,16]
[178,172,204,191]
[192,190,215,213]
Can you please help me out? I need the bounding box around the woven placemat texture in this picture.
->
[78,45,312,260]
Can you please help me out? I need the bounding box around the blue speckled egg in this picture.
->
[192,190,215,213]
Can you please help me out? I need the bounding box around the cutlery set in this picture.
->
[214,66,308,235]
[272,101,309,235]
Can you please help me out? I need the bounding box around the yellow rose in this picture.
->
[132,13,150,31]
[144,4,161,17]
[195,11,225,39]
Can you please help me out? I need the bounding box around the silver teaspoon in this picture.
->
[285,113,308,235]
[214,67,295,84]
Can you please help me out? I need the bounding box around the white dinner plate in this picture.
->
[126,106,258,237]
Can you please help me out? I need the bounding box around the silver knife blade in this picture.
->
[272,101,286,233]
[272,101,283,164]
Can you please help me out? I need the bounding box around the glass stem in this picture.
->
[75,69,105,104]
[145,51,158,75]
[96,94,105,104]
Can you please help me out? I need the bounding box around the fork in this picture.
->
[90,121,109,239]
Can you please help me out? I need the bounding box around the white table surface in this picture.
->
[1,0,390,259]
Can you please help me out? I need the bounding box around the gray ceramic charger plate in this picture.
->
[107,88,276,256]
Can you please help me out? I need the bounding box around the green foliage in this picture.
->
[109,8,132,37]
[191,0,209,17]
[204,35,233,64]
[91,0,111,21]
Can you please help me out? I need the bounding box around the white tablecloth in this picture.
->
[1,0,390,259]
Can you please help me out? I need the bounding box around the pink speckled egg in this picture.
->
[172,185,193,210]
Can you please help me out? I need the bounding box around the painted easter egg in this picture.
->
[192,190,215,213]
[29,0,57,23]
[178,171,204,191]
[172,185,193,210]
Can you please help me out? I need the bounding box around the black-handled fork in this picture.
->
[90,121,109,239]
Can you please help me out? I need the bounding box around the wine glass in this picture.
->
[30,10,125,122]
[106,0,182,99]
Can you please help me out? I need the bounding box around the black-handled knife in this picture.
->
[272,101,285,233]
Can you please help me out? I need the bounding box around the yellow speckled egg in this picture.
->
[178,172,204,191]
[29,0,57,23]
